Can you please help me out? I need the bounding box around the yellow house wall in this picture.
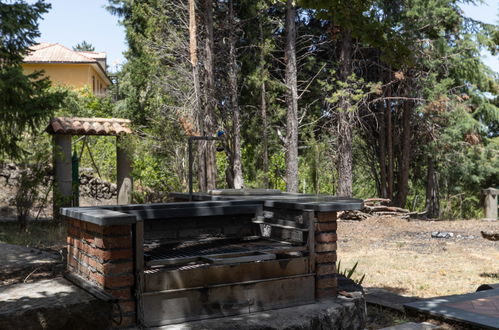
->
[88,65,110,95]
[22,63,110,94]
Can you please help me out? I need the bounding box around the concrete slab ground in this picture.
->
[0,243,59,270]
[404,288,499,329]
[380,322,443,330]
[380,322,442,330]
[149,294,366,330]
[0,277,112,329]
[365,288,419,312]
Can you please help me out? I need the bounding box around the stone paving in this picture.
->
[404,288,499,329]
[446,294,499,318]
[365,287,419,312]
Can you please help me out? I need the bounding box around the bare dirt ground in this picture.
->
[0,181,115,287]
[338,216,499,298]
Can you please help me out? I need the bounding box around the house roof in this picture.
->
[46,117,132,136]
[24,43,112,85]
[25,43,98,63]
[77,51,107,60]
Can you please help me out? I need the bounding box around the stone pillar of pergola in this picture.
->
[483,187,499,221]
[46,117,133,220]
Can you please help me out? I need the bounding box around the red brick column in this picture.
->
[66,218,136,327]
[314,211,338,299]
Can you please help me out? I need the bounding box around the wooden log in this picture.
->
[481,231,499,241]
[367,206,409,213]
[339,211,369,221]
[364,198,391,204]
[373,212,409,219]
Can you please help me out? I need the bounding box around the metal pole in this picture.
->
[188,137,193,201]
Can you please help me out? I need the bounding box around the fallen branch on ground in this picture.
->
[339,197,410,221]
[481,231,499,241]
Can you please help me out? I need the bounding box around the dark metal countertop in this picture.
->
[169,191,364,212]
[62,191,363,226]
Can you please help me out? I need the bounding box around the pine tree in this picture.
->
[0,0,64,157]
[73,41,95,52]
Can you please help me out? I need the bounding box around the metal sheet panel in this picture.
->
[142,275,315,327]
[144,257,310,292]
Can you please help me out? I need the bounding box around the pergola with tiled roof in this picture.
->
[46,117,132,136]
[47,117,133,219]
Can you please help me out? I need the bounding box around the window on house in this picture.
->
[92,76,96,93]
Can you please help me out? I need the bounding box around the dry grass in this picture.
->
[0,221,66,249]
[0,221,66,286]
[338,217,499,298]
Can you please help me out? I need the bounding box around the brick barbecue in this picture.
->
[62,191,363,327]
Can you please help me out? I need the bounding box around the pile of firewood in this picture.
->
[339,198,410,220]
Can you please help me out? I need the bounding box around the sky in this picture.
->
[34,0,127,73]
[34,0,498,74]
[460,0,498,73]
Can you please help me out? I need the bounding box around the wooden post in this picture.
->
[117,136,133,205]
[53,134,72,221]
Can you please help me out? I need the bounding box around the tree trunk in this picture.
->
[284,0,299,193]
[261,80,269,189]
[336,29,353,197]
[203,0,217,191]
[378,102,387,198]
[386,86,394,201]
[188,0,206,192]
[260,22,269,189]
[396,100,411,207]
[228,0,243,189]
[425,157,439,218]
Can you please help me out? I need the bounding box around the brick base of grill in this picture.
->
[151,294,366,330]
[61,196,364,328]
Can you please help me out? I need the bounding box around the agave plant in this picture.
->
[337,260,366,285]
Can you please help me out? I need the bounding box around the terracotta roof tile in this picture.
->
[24,43,104,63]
[78,51,106,60]
[46,117,132,136]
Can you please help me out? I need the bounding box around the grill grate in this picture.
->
[144,236,300,268]
[145,237,266,260]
